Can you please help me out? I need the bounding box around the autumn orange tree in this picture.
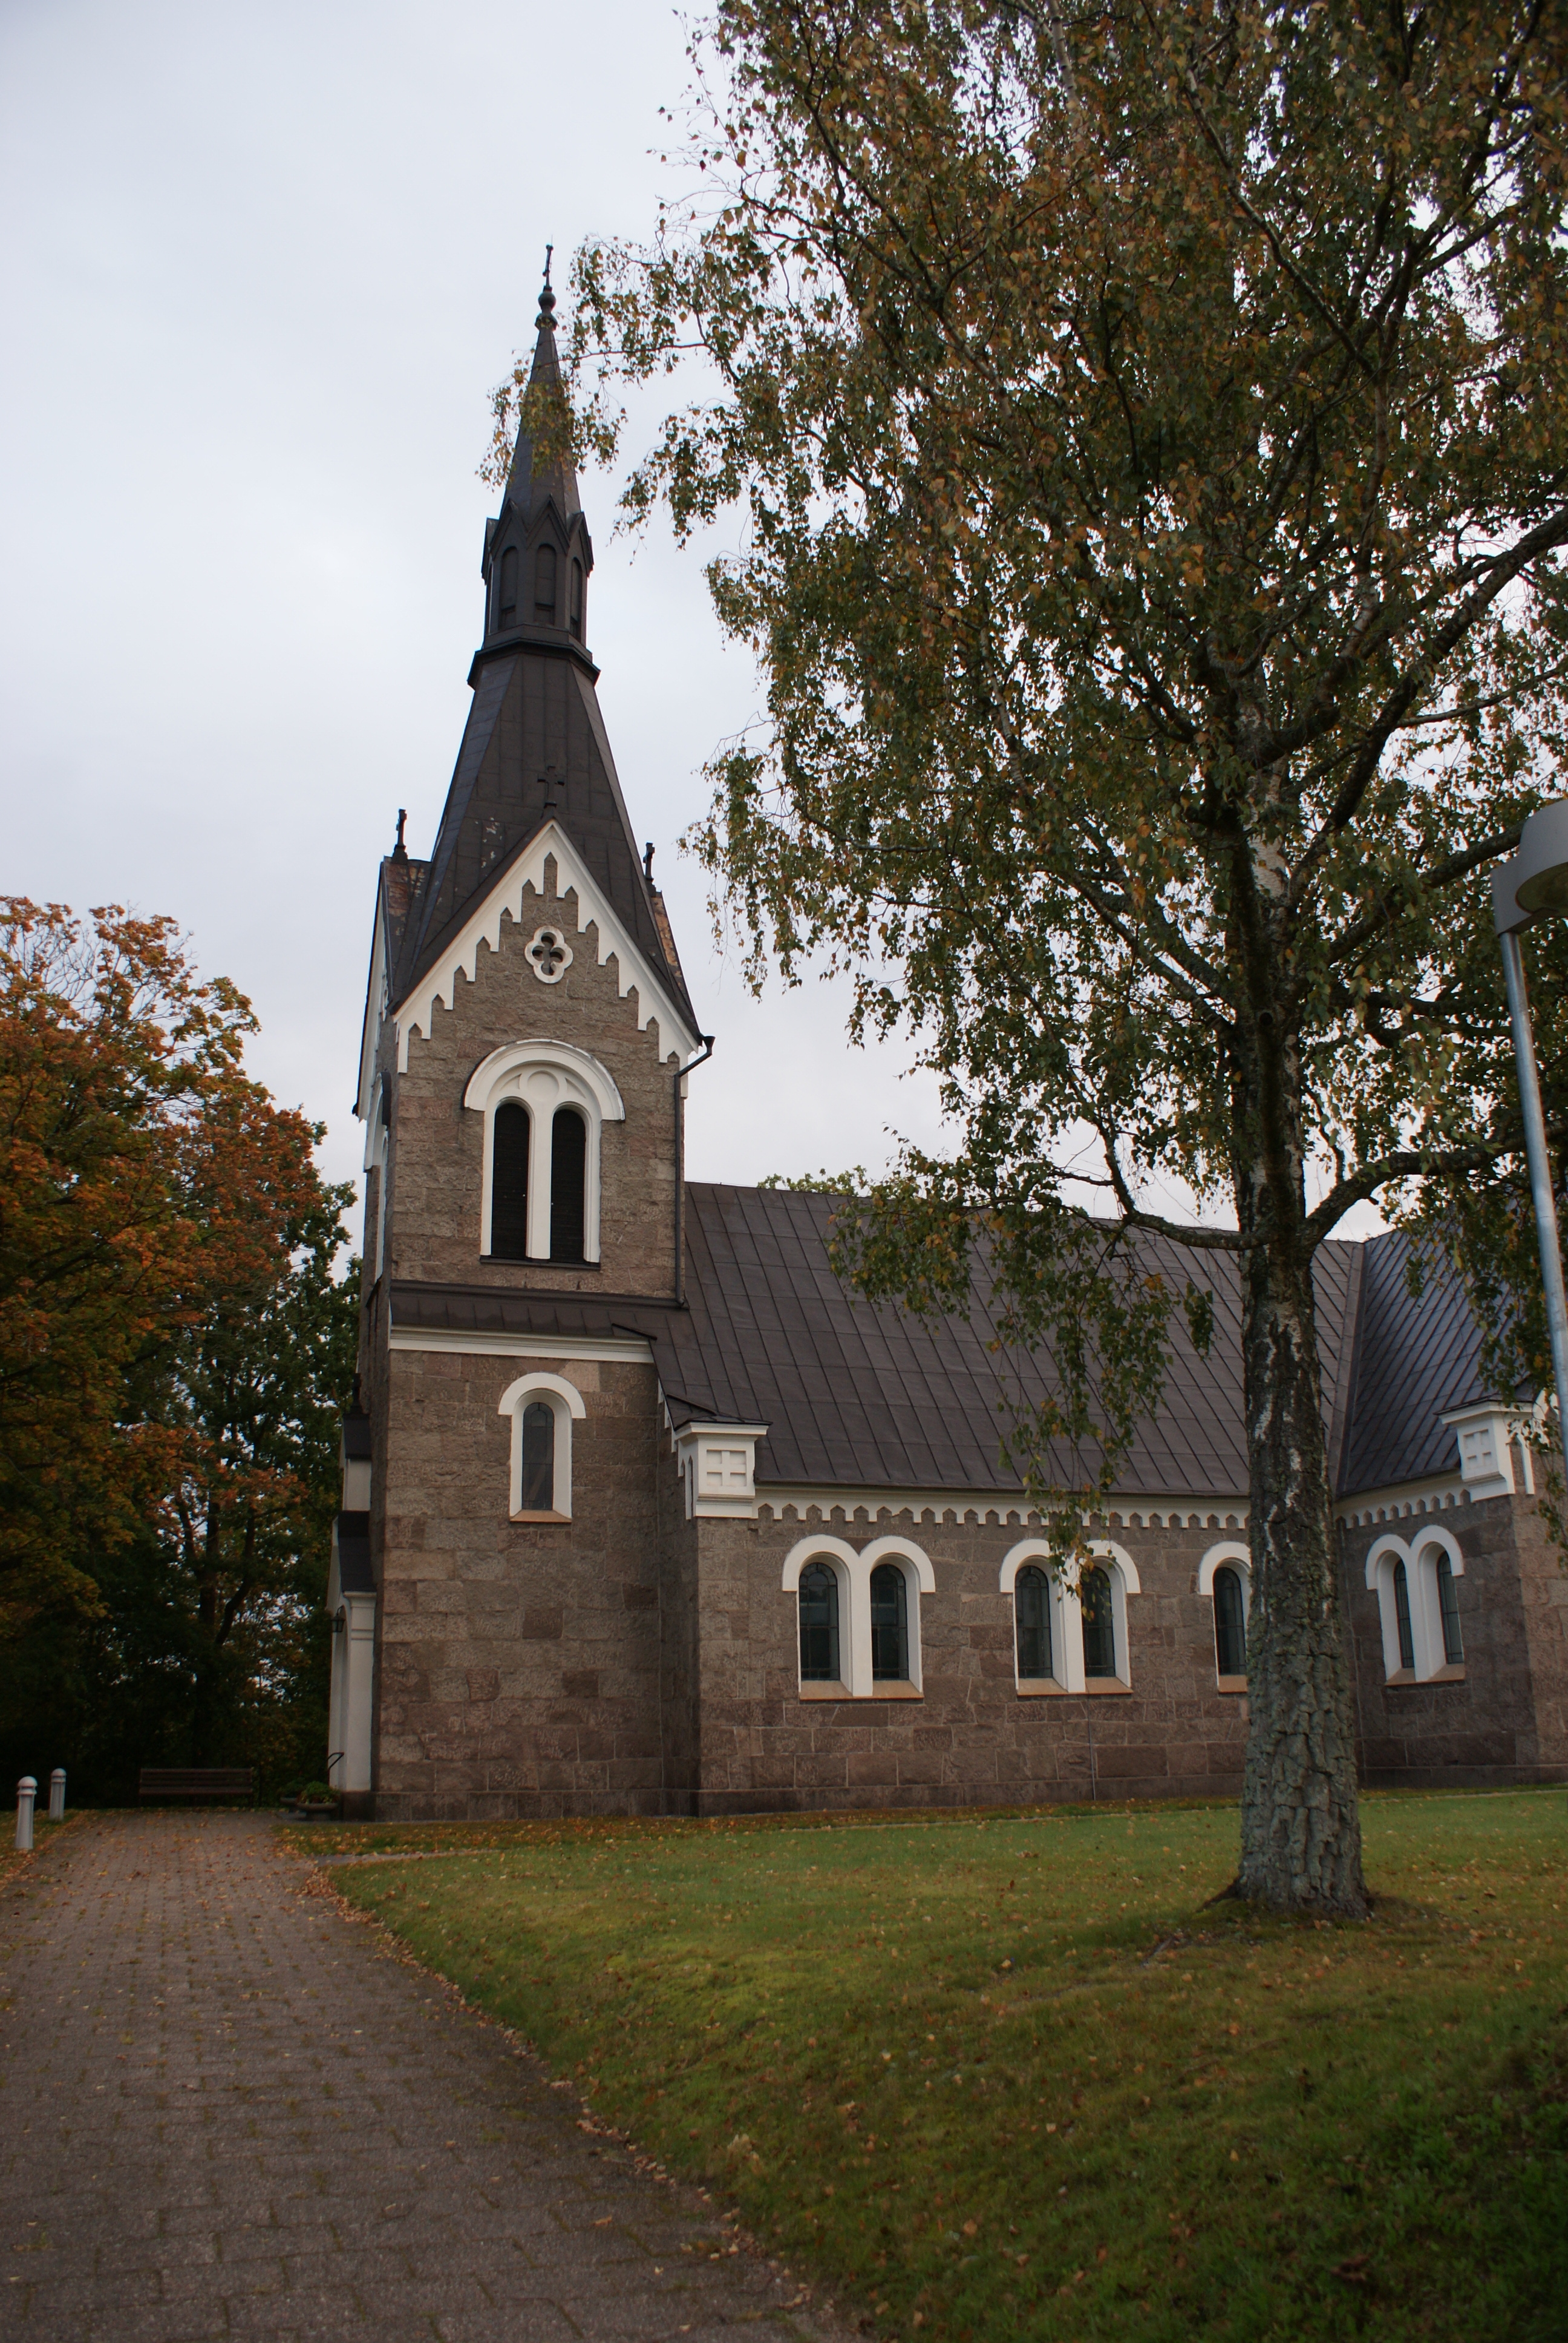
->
[0,900,354,1784]
[566,1,1568,1913]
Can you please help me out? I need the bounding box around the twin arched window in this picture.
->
[1014,1564,1053,1680]
[1365,1530,1465,1682]
[799,1561,840,1682]
[869,1562,908,1680]
[1080,1563,1117,1679]
[486,1102,588,1263]
[1437,1551,1464,1666]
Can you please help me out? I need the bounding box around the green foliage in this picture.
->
[560,0,1568,1524]
[326,1792,1568,2342]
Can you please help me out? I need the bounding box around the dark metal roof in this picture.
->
[389,1282,684,1346]
[1337,1230,1491,1495]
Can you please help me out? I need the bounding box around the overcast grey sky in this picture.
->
[2,0,952,1211]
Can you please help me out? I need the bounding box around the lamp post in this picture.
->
[1492,795,1568,1498]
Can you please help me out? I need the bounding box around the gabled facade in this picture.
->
[327,278,1568,1821]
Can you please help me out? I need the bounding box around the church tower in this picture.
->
[330,270,708,1820]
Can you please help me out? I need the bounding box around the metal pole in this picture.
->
[1500,929,1568,1497]
[15,1777,36,1853]
[48,1769,65,1821]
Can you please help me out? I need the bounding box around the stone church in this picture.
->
[327,283,1568,1821]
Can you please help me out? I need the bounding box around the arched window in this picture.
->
[869,1562,909,1681]
[1213,1565,1247,1677]
[489,1101,530,1260]
[520,1401,555,1512]
[1014,1564,1053,1680]
[549,1107,587,1262]
[1392,1558,1416,1671]
[569,559,583,638]
[1437,1552,1464,1665]
[498,544,518,623]
[799,1561,841,1683]
[535,543,557,621]
[1080,1564,1117,1679]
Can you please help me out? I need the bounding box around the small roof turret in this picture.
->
[501,255,583,532]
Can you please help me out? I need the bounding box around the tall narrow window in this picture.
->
[498,544,518,623]
[549,1107,587,1262]
[1213,1565,1247,1677]
[1437,1553,1464,1665]
[520,1401,555,1512]
[799,1561,841,1683]
[569,559,583,638]
[1014,1564,1053,1680]
[1393,1558,1416,1671]
[489,1102,529,1260]
[1080,1564,1117,1678]
[869,1562,909,1681]
[535,543,557,621]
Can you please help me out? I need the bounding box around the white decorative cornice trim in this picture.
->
[388,1327,655,1365]
[754,1486,1250,1530]
[1336,1475,1469,1529]
[392,820,701,1071]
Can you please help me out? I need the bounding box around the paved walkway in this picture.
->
[0,1812,846,2342]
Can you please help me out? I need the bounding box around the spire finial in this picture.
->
[537,244,556,333]
[393,807,408,862]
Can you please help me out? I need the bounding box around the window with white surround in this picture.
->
[1197,1541,1252,1688]
[498,1371,586,1521]
[1365,1526,1467,1683]
[782,1535,933,1697]
[999,1539,1141,1692]
[464,1041,624,1265]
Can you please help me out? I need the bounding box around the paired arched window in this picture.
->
[549,1107,586,1262]
[869,1562,909,1681]
[1365,1529,1467,1682]
[498,543,518,624]
[466,1041,625,1266]
[535,543,557,622]
[569,559,584,638]
[1080,1564,1117,1679]
[1212,1565,1247,1677]
[1014,1564,1053,1680]
[799,1561,841,1683]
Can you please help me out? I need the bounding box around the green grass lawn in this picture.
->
[293,1792,1568,2341]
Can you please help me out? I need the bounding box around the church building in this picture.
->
[327,281,1568,1821]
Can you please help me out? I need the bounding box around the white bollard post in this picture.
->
[48,1769,65,1821]
[15,1777,36,1853]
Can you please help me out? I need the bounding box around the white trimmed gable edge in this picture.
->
[391,819,701,1073]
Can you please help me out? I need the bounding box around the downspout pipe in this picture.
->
[674,1035,716,1308]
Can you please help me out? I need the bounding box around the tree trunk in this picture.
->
[1235,1174,1368,1916]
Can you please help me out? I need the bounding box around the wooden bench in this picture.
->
[138,1768,255,1801]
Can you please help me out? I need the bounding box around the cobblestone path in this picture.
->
[0,1812,845,2342]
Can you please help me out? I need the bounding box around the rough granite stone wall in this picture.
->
[372,1345,671,1818]
[386,856,679,1297]
[670,1510,1253,1812]
[1339,1496,1568,1788]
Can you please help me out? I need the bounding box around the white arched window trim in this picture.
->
[464,1040,626,1263]
[998,1539,1140,1693]
[498,1370,586,1521]
[1365,1526,1466,1684]
[782,1533,933,1699]
[1198,1539,1252,1689]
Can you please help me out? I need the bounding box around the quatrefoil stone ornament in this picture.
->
[526,926,573,985]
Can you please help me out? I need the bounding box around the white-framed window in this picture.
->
[999,1539,1140,1693]
[1197,1540,1252,1688]
[463,1040,624,1265]
[782,1534,933,1699]
[1365,1526,1466,1683]
[498,1371,586,1522]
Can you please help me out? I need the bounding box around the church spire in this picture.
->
[501,251,582,532]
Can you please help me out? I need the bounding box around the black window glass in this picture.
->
[569,559,583,637]
[1214,1565,1247,1677]
[520,1401,554,1512]
[869,1562,909,1680]
[549,1107,587,1262]
[1437,1553,1464,1665]
[489,1102,529,1259]
[1393,1558,1415,1670]
[535,543,557,620]
[1080,1564,1117,1678]
[498,543,518,620]
[799,1561,840,1683]
[1014,1564,1053,1680]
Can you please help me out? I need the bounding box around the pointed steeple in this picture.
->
[503,256,582,528]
